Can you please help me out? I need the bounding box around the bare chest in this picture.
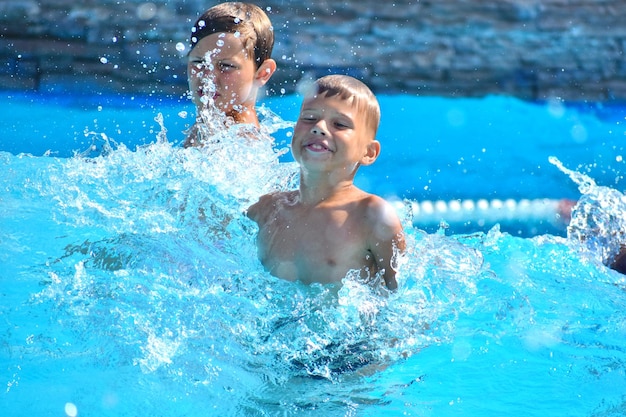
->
[256,207,374,283]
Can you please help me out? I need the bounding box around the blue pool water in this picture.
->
[1,91,626,416]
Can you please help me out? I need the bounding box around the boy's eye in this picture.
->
[219,62,237,71]
[191,60,212,70]
[334,120,352,129]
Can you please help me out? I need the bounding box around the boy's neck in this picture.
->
[298,172,356,205]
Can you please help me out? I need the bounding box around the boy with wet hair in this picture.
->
[248,75,405,290]
[184,2,277,147]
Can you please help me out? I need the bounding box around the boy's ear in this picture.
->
[360,139,381,166]
[255,59,277,85]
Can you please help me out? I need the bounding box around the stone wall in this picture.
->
[1,0,625,100]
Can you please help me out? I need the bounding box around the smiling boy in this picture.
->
[247,75,405,290]
[183,2,277,147]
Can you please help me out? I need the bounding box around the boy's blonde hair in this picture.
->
[190,2,274,68]
[308,75,380,139]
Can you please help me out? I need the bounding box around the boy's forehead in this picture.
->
[302,93,364,120]
[303,93,356,111]
[190,32,248,58]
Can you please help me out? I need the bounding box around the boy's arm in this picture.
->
[366,197,406,291]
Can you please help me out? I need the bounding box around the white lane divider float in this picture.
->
[396,198,572,231]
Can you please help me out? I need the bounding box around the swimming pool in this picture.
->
[1,90,626,416]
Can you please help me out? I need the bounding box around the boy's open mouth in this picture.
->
[305,142,333,153]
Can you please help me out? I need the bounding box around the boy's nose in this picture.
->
[311,123,327,136]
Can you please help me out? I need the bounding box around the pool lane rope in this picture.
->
[398,198,573,228]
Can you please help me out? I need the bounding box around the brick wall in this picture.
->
[1,0,624,100]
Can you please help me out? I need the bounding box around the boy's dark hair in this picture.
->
[190,2,274,68]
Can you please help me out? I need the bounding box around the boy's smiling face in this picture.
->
[292,92,379,174]
[187,32,258,116]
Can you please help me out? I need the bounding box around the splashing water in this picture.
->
[3,104,485,408]
[550,156,626,267]
[2,103,626,416]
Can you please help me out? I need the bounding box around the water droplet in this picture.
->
[100,57,108,64]
[137,2,157,21]
[570,124,587,143]
[175,42,186,52]
[65,403,78,417]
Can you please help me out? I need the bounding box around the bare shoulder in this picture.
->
[247,191,297,223]
[359,194,405,246]
[361,194,401,226]
[247,192,279,222]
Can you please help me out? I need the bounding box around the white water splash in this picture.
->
[549,155,626,266]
